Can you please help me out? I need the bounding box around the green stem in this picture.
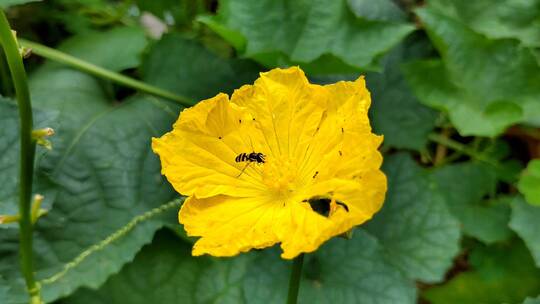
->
[0,11,41,304]
[286,254,304,304]
[19,39,195,107]
[433,128,450,166]
[428,133,498,166]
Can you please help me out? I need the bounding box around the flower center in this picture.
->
[262,156,301,199]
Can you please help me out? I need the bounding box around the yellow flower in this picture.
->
[152,67,387,259]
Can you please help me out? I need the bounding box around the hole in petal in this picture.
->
[303,196,350,217]
[305,196,331,217]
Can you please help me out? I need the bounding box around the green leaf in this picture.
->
[60,229,252,304]
[422,240,540,304]
[368,36,438,150]
[201,0,414,73]
[510,197,540,267]
[136,0,202,26]
[366,154,460,283]
[518,159,540,206]
[65,229,416,304]
[0,0,40,8]
[347,0,406,21]
[142,33,260,101]
[0,28,261,302]
[54,27,148,71]
[427,0,540,47]
[244,230,416,304]
[524,296,540,304]
[0,97,57,222]
[197,14,246,51]
[0,275,9,302]
[0,29,264,302]
[404,7,540,136]
[430,162,512,244]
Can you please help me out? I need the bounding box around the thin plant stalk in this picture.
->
[286,253,304,304]
[0,10,41,304]
[19,38,195,107]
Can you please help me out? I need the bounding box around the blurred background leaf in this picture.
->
[429,162,513,244]
[427,0,540,47]
[404,5,540,137]
[422,240,540,304]
[198,0,415,74]
[0,97,57,224]
[518,159,540,205]
[0,0,40,8]
[510,197,540,268]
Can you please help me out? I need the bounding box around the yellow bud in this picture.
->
[32,127,55,137]
[31,194,47,224]
[32,128,55,150]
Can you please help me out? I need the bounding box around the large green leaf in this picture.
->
[368,36,438,150]
[199,0,414,74]
[518,159,540,206]
[0,97,57,222]
[0,276,10,302]
[524,296,540,304]
[427,0,540,47]
[0,94,180,302]
[55,27,148,71]
[135,0,203,27]
[0,0,39,8]
[430,162,512,244]
[0,30,261,303]
[422,240,540,304]
[64,229,416,304]
[142,33,260,101]
[510,197,540,267]
[366,154,460,283]
[347,0,405,22]
[243,230,416,304]
[404,7,540,136]
[60,229,253,304]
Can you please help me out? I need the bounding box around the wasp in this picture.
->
[235,152,265,177]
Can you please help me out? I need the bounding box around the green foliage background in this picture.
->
[0,0,539,303]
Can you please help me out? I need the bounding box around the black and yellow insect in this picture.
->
[235,152,265,177]
[235,152,265,163]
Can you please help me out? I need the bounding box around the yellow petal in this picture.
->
[152,94,268,198]
[179,195,281,257]
[277,173,386,259]
[231,67,327,161]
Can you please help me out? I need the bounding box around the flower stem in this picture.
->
[433,128,451,166]
[286,253,304,304]
[0,10,41,304]
[428,133,498,166]
[18,38,195,107]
